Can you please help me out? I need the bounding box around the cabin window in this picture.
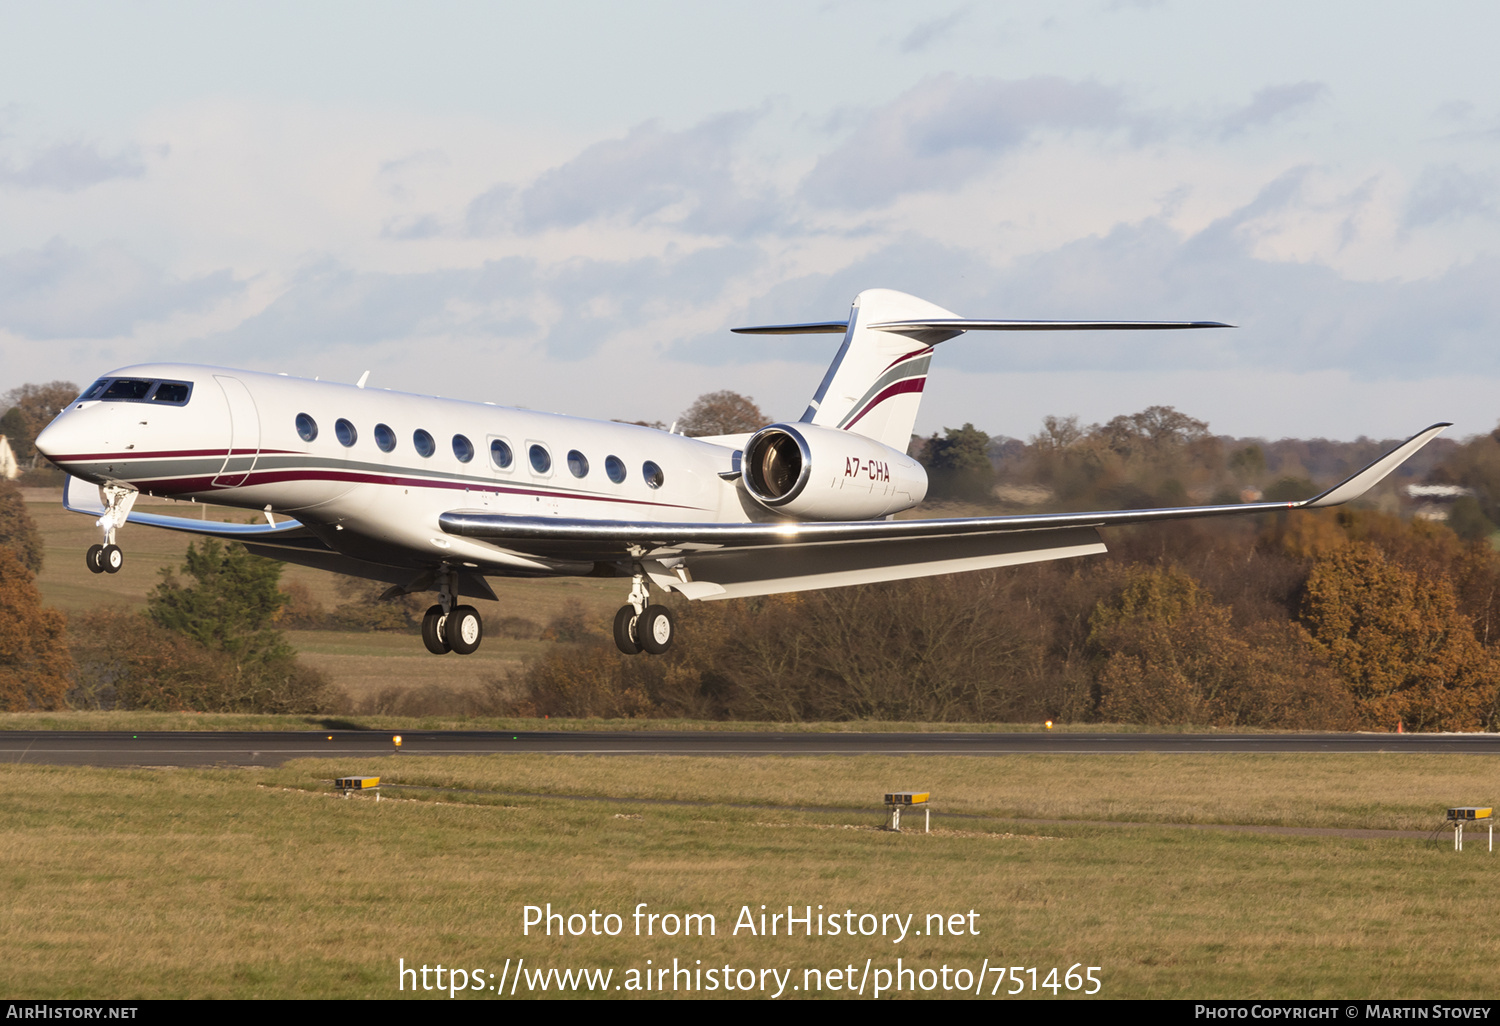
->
[490,439,513,469]
[335,418,358,447]
[413,429,436,458]
[605,455,626,484]
[374,423,396,452]
[296,413,318,442]
[643,461,664,489]
[453,434,474,463]
[567,450,589,478]
[529,444,552,475]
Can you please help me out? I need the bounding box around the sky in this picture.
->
[2,1,1499,443]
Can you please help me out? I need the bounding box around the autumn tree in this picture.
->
[0,478,44,573]
[1300,542,1499,731]
[1,381,79,465]
[0,547,71,710]
[1088,564,1351,728]
[676,391,766,436]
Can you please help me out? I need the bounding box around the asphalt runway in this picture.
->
[3,729,1500,767]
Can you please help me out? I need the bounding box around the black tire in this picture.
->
[613,605,642,655]
[86,544,105,574]
[421,604,450,655]
[639,605,675,655]
[101,544,123,574]
[448,605,482,655]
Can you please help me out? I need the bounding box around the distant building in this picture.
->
[0,435,17,480]
[1407,483,1474,521]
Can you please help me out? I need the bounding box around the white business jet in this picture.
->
[35,288,1446,657]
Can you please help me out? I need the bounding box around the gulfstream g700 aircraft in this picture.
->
[35,288,1446,657]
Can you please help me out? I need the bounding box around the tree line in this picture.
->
[2,382,1498,727]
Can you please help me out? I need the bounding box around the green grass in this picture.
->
[1,754,1496,998]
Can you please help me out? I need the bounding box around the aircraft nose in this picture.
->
[34,410,83,465]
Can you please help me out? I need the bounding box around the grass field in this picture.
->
[2,752,1496,999]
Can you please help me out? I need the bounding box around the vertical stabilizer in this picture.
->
[800,289,960,451]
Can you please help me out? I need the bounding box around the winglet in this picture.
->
[1298,424,1451,509]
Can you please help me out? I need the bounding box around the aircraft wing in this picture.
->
[439,423,1449,600]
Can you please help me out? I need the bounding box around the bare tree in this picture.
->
[676,391,766,436]
[2,381,80,465]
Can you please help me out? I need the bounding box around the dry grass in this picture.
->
[30,494,623,621]
[27,493,628,702]
[1,754,1497,999]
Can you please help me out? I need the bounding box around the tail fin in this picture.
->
[731,288,1232,452]
[801,289,959,451]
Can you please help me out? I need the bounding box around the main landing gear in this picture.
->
[613,568,675,656]
[84,485,137,575]
[421,566,483,656]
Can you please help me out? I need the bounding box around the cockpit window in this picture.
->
[102,379,154,400]
[82,378,194,405]
[150,382,192,404]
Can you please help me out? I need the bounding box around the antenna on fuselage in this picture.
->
[356,371,370,389]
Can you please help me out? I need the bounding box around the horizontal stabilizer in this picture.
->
[870,318,1234,334]
[731,321,849,335]
[730,318,1233,337]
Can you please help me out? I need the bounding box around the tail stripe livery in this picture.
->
[837,349,932,431]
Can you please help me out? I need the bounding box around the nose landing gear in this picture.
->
[86,543,124,574]
[84,485,137,575]
[613,568,675,655]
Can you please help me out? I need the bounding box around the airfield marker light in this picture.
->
[393,735,402,753]
[1045,720,1053,730]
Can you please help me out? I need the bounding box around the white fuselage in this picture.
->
[37,364,752,576]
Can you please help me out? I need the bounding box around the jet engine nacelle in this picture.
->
[742,422,928,520]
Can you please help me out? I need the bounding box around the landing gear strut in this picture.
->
[85,485,136,575]
[421,566,483,656]
[613,567,675,655]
